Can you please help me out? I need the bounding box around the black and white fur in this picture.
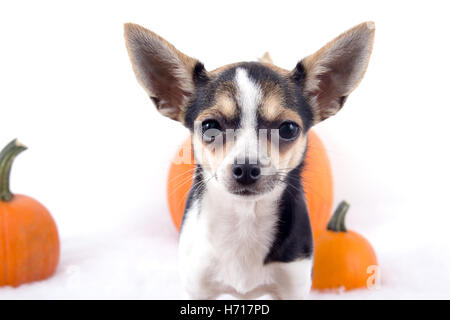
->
[124,22,375,299]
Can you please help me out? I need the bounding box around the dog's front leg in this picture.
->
[270,258,313,300]
[179,243,220,299]
[180,267,220,300]
[178,210,221,299]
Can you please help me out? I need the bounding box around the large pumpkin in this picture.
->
[0,139,60,287]
[167,131,333,236]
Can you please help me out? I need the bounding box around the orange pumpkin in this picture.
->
[0,139,60,287]
[302,131,334,237]
[167,130,333,235]
[312,201,378,291]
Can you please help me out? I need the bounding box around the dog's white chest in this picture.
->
[209,199,278,293]
[178,189,279,295]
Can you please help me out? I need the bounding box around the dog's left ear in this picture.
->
[292,22,375,124]
[124,23,206,122]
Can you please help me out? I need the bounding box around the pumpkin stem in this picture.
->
[0,139,27,202]
[327,200,350,232]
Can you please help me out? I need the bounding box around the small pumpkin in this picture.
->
[312,201,378,291]
[167,130,333,236]
[0,139,60,287]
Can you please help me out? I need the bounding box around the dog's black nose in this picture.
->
[231,163,261,185]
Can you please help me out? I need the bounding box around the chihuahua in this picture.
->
[124,22,375,299]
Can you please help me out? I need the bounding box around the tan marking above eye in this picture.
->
[259,94,303,128]
[196,93,238,122]
[260,94,284,121]
[215,94,238,119]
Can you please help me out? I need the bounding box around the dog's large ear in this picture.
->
[124,23,206,122]
[292,22,375,124]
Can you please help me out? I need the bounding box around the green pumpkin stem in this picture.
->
[327,200,350,232]
[0,139,27,202]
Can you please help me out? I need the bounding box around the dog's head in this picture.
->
[124,22,375,198]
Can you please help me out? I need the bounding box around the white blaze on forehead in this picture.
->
[234,68,262,129]
[232,68,262,163]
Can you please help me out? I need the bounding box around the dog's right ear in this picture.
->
[292,22,375,124]
[124,23,207,122]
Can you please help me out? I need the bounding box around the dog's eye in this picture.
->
[201,119,223,142]
[278,121,300,141]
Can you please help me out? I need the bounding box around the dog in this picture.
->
[124,21,375,299]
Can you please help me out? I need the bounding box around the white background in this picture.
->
[1,0,450,299]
